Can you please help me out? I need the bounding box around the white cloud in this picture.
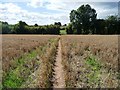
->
[96,8,117,19]
[89,3,118,19]
[25,0,120,10]
[27,0,46,8]
[1,0,120,2]
[27,0,118,18]
[0,3,69,25]
[0,1,118,25]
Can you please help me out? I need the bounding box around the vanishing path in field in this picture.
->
[53,37,65,88]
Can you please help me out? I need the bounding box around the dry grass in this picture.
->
[61,35,118,88]
[21,38,59,88]
[2,35,59,88]
[2,35,58,73]
[2,35,119,88]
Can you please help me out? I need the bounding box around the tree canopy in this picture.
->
[1,21,60,34]
[1,4,119,35]
[66,4,119,35]
[70,4,97,34]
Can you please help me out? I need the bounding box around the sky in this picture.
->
[0,0,119,25]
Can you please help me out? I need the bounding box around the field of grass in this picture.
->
[61,35,118,88]
[2,35,59,88]
[60,30,67,35]
[1,35,119,88]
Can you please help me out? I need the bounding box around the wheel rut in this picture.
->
[53,37,65,88]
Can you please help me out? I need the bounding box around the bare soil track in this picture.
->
[53,37,65,88]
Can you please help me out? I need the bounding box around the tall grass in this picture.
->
[2,38,59,88]
[61,36,118,88]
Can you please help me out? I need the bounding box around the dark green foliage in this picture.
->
[95,19,106,34]
[1,21,11,34]
[54,22,61,26]
[105,15,118,34]
[44,25,60,34]
[67,4,119,35]
[34,23,38,27]
[1,4,119,35]
[69,4,97,34]
[66,23,74,34]
[13,21,28,34]
[1,21,60,34]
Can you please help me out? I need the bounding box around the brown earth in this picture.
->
[53,37,65,88]
[2,35,119,88]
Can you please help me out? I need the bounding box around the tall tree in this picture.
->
[13,21,28,34]
[106,15,118,34]
[34,23,38,27]
[95,19,106,34]
[2,22,10,34]
[66,23,73,34]
[54,22,61,26]
[70,4,97,34]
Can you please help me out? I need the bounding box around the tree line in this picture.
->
[1,4,120,35]
[1,21,61,34]
[66,4,120,34]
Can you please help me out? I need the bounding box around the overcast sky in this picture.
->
[0,0,119,25]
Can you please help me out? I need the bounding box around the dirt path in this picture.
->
[53,38,65,88]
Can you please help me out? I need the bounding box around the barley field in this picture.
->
[61,35,119,88]
[1,35,119,88]
[2,35,59,88]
